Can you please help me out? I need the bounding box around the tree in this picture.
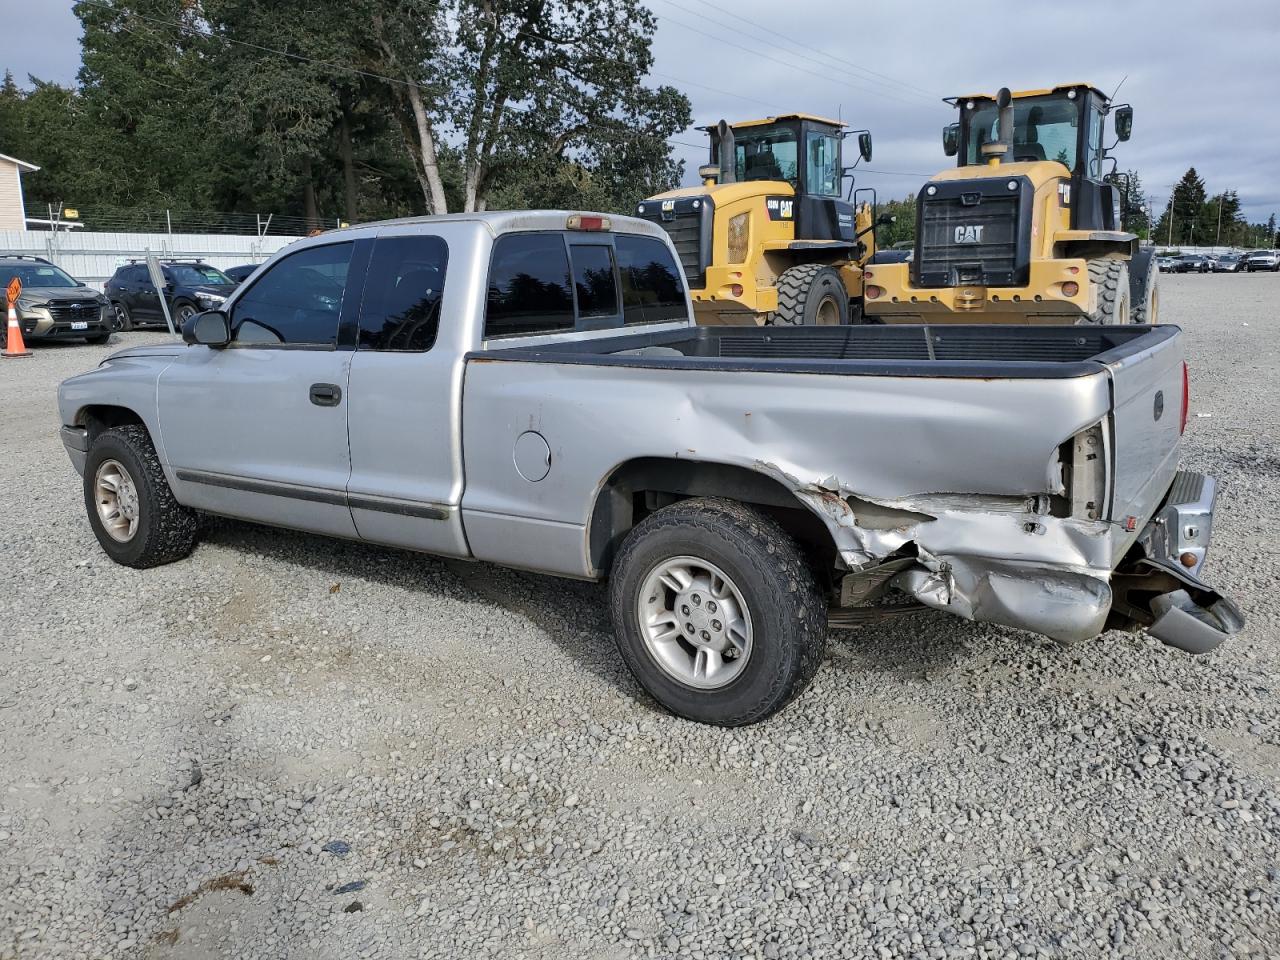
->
[368,0,690,214]
[874,194,916,248]
[1106,168,1149,237]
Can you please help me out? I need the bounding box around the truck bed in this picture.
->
[479,323,1176,379]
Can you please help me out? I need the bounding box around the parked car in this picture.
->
[58,211,1243,725]
[223,264,260,284]
[1167,254,1212,274]
[1244,250,1280,272]
[0,254,113,344]
[1212,253,1247,273]
[1154,255,1177,272]
[104,259,237,330]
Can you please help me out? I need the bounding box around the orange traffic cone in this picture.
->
[3,301,32,358]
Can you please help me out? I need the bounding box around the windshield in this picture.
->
[734,127,798,185]
[4,263,79,288]
[963,94,1080,168]
[165,263,231,285]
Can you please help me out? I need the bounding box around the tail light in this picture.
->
[1180,361,1189,435]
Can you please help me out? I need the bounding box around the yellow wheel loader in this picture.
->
[863,83,1156,326]
[636,115,883,326]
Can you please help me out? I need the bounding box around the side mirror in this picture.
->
[876,213,896,226]
[858,131,873,163]
[942,123,960,157]
[1114,105,1133,142]
[183,309,230,348]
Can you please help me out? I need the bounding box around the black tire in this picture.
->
[1079,258,1131,325]
[85,332,112,345]
[767,264,850,326]
[608,497,827,726]
[173,301,198,326]
[1130,258,1159,325]
[83,424,199,568]
[111,302,133,331]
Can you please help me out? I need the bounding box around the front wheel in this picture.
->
[173,301,198,326]
[767,264,851,326]
[608,498,827,726]
[83,424,200,568]
[111,302,133,331]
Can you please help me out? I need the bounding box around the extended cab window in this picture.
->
[230,242,353,346]
[616,235,686,325]
[485,234,574,338]
[359,235,448,351]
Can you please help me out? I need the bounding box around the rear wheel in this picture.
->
[1130,259,1159,325]
[608,498,827,726]
[767,264,850,326]
[1079,258,1131,325]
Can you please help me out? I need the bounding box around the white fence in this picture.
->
[0,230,304,290]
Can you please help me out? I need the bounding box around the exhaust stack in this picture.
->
[980,87,1014,166]
[716,119,737,184]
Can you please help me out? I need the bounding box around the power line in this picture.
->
[648,2,937,109]
[663,0,942,103]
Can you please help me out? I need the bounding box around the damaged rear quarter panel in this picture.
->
[459,361,1114,595]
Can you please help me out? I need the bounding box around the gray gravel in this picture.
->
[1,272,1278,959]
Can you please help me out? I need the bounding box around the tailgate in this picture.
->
[1102,329,1185,526]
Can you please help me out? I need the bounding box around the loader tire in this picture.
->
[767,264,850,326]
[1130,258,1160,325]
[1079,258,1131,325]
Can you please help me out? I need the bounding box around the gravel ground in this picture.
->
[1,273,1278,960]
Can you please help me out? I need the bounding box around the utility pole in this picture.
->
[1215,196,1223,248]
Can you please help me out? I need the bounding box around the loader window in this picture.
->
[805,131,841,197]
[963,94,1079,170]
[734,127,798,185]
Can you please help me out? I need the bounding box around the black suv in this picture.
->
[0,255,113,343]
[104,259,236,330]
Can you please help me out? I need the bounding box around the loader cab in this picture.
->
[705,115,861,243]
[948,84,1129,231]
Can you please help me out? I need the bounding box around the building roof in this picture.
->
[0,152,40,173]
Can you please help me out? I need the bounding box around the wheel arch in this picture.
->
[587,456,839,579]
[76,403,148,440]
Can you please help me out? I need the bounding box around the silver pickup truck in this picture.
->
[58,211,1242,725]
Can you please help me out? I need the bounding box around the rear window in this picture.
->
[485,234,575,338]
[616,235,686,325]
[484,230,686,338]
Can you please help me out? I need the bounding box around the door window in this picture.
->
[616,235,686,325]
[484,234,574,338]
[805,131,841,197]
[358,235,449,351]
[230,242,354,346]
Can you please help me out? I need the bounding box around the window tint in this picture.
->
[230,242,353,346]
[484,234,574,337]
[616,235,686,325]
[569,244,618,319]
[359,235,448,351]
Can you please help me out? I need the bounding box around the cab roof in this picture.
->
[946,83,1111,104]
[698,113,846,133]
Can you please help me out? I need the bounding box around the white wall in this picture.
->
[0,229,303,290]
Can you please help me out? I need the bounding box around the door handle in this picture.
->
[309,383,343,407]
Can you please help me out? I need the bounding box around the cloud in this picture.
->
[10,0,1280,221]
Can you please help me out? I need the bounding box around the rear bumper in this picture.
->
[1117,470,1243,654]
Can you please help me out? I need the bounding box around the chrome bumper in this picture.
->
[1120,470,1244,654]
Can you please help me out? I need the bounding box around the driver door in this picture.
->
[157,240,368,538]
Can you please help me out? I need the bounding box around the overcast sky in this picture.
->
[4,0,1279,222]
